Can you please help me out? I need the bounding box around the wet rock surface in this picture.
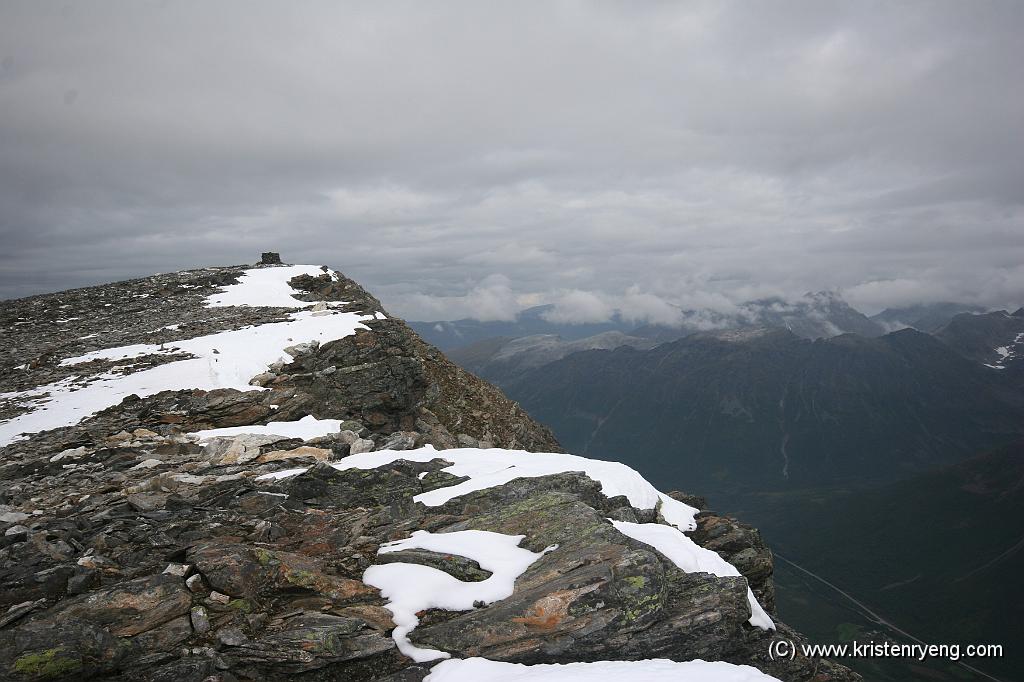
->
[0,260,856,681]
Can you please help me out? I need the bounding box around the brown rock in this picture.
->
[132,614,194,650]
[187,542,375,604]
[52,574,192,637]
[255,446,332,464]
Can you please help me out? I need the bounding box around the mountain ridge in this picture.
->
[0,258,856,682]
[411,291,887,352]
[497,324,1024,491]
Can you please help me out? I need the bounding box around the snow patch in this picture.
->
[190,415,342,442]
[259,466,320,480]
[986,332,1024,369]
[0,266,373,447]
[205,265,328,308]
[363,530,555,662]
[424,658,782,681]
[0,309,369,447]
[259,446,700,531]
[611,520,774,630]
[258,448,771,630]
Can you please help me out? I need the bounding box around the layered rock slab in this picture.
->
[0,450,857,681]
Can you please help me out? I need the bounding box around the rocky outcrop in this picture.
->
[664,492,776,614]
[0,261,559,455]
[0,442,857,681]
[0,259,856,681]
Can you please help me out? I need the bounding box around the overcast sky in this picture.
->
[1,1,1022,321]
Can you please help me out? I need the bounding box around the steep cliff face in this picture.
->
[0,259,855,681]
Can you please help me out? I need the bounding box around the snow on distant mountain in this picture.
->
[935,308,1024,373]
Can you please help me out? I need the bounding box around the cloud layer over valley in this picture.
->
[1,1,1022,319]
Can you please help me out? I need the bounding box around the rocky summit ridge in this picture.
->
[0,257,856,681]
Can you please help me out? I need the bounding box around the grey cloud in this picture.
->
[540,288,697,328]
[401,274,521,322]
[0,1,1021,317]
[541,290,617,325]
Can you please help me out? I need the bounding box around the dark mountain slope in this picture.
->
[740,292,884,339]
[870,302,986,333]
[503,327,1024,491]
[936,309,1024,374]
[744,440,1024,681]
